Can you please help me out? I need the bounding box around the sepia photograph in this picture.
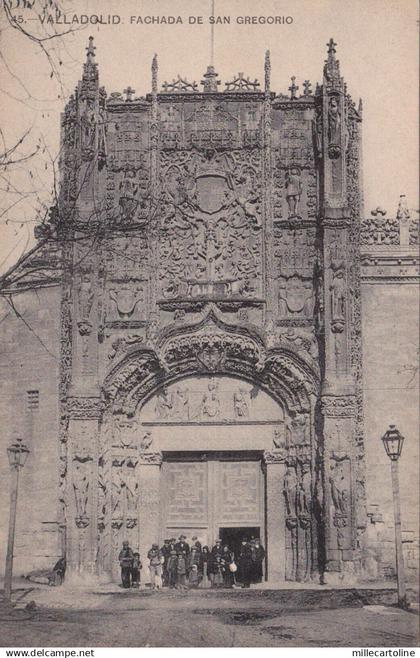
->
[0,0,418,651]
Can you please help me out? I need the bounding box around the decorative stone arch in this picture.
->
[99,314,323,583]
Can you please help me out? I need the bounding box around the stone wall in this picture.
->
[361,281,419,581]
[0,286,61,575]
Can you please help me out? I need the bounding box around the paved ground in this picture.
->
[0,585,418,647]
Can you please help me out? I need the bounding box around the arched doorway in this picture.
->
[98,320,320,583]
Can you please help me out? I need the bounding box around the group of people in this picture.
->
[118,535,266,590]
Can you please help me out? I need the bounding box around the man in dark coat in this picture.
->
[211,539,223,558]
[160,539,171,586]
[238,538,253,588]
[251,538,266,583]
[118,540,134,588]
[175,534,190,555]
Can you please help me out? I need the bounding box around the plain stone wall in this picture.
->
[0,286,61,576]
[361,281,419,580]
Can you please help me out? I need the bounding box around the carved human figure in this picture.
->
[119,167,139,222]
[80,99,96,150]
[328,96,341,144]
[285,167,303,218]
[173,387,190,419]
[297,464,312,515]
[234,171,261,227]
[330,267,346,326]
[73,461,90,519]
[112,468,124,516]
[140,431,153,451]
[283,465,297,517]
[124,468,138,515]
[78,274,94,321]
[329,462,348,515]
[155,386,174,419]
[233,389,249,418]
[291,413,309,446]
[201,380,220,418]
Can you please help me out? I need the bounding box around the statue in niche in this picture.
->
[201,380,220,418]
[283,465,297,517]
[73,461,89,519]
[328,96,341,144]
[80,98,96,151]
[285,167,303,218]
[140,431,153,451]
[112,468,124,516]
[78,273,94,321]
[273,425,286,449]
[155,386,174,419]
[172,387,190,420]
[118,166,139,223]
[290,413,309,446]
[297,463,311,515]
[329,461,349,516]
[330,266,346,331]
[124,468,138,515]
[233,389,249,419]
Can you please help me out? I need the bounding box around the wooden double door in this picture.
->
[161,453,265,550]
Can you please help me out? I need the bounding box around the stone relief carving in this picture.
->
[158,148,263,302]
[109,285,144,320]
[233,388,249,418]
[285,167,303,219]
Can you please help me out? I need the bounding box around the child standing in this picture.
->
[176,552,187,589]
[167,549,178,589]
[131,552,142,588]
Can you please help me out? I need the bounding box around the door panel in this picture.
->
[162,458,264,545]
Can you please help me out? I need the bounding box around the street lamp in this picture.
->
[4,438,30,601]
[381,424,407,609]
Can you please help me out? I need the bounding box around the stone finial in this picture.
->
[264,50,271,94]
[152,54,158,94]
[123,86,135,102]
[288,76,299,100]
[371,207,387,217]
[396,195,410,221]
[323,37,341,87]
[201,65,220,92]
[82,36,98,83]
[303,80,312,96]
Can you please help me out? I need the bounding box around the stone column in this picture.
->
[138,451,163,575]
[66,396,102,584]
[264,450,286,583]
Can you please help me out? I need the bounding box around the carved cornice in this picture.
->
[67,396,103,419]
[138,451,163,465]
[321,395,356,418]
[263,449,286,464]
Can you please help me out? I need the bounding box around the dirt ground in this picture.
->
[1,586,419,648]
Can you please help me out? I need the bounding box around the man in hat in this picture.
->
[238,538,253,588]
[211,538,223,559]
[191,535,202,552]
[175,534,190,555]
[147,543,163,590]
[160,539,172,587]
[118,540,134,589]
[251,538,266,583]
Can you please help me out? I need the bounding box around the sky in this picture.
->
[0,0,418,273]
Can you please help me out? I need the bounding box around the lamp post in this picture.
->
[4,437,30,601]
[381,424,407,609]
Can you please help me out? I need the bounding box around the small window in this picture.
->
[27,390,39,411]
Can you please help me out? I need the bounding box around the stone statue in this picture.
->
[73,461,89,519]
[285,167,303,218]
[330,267,346,330]
[201,380,220,418]
[78,274,94,321]
[329,462,348,515]
[155,386,174,419]
[283,465,297,517]
[140,431,153,451]
[328,95,341,144]
[233,389,249,418]
[297,464,311,515]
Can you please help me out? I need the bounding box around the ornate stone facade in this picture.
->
[1,38,418,585]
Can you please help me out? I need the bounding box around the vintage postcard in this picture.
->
[0,0,418,650]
